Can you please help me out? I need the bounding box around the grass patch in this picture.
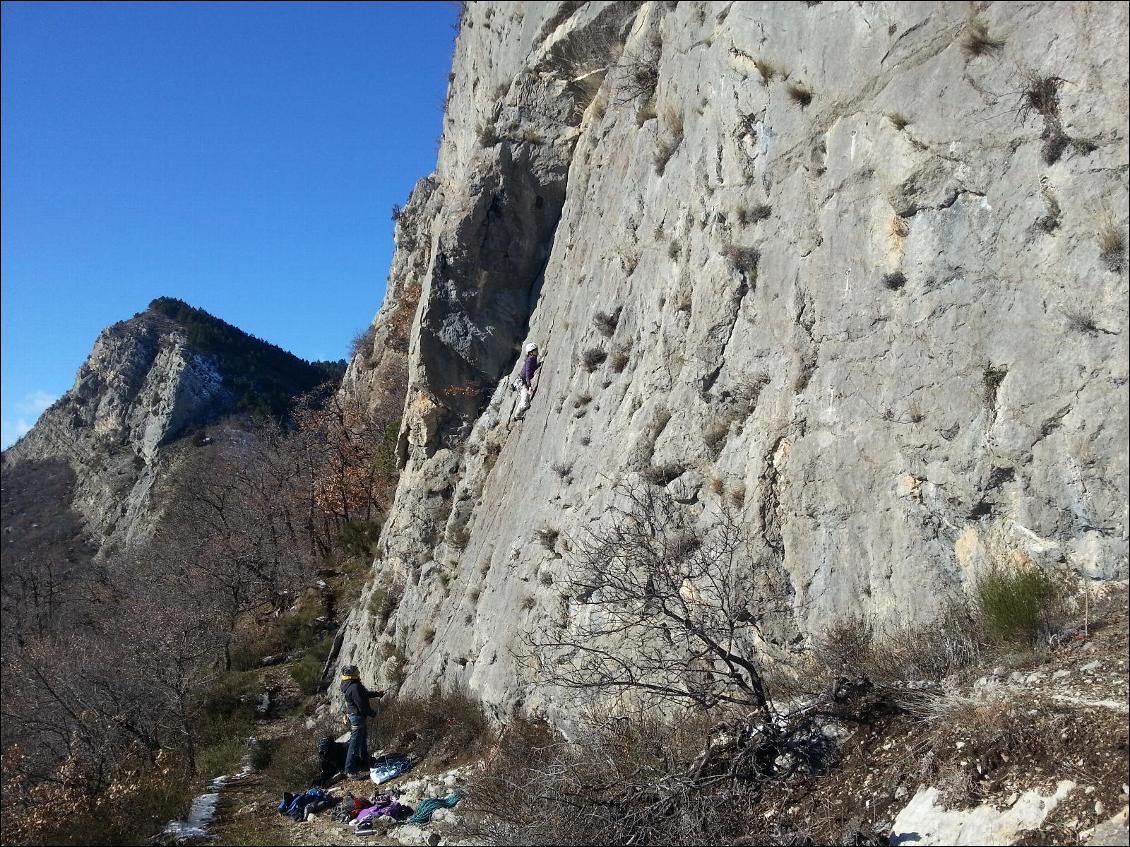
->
[260,726,323,797]
[196,736,248,778]
[290,652,325,695]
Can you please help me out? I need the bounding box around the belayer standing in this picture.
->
[340,665,383,777]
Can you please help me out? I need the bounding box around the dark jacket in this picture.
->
[341,678,378,718]
[520,354,540,387]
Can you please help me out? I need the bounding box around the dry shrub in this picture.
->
[737,203,772,226]
[722,243,760,281]
[372,688,493,765]
[535,525,560,550]
[260,725,323,796]
[350,324,377,363]
[1,752,192,847]
[881,271,907,291]
[580,347,607,372]
[642,461,684,487]
[592,308,620,337]
[464,712,765,847]
[609,346,631,373]
[815,603,983,693]
[703,418,731,458]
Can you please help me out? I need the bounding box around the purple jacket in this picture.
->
[520,354,540,386]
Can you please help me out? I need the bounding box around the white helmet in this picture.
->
[524,342,538,354]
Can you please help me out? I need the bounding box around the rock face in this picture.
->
[2,300,333,553]
[4,312,228,549]
[890,781,1076,846]
[335,2,1129,720]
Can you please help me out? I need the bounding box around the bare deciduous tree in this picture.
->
[533,477,797,725]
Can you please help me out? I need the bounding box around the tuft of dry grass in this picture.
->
[1022,73,1062,121]
[881,271,907,291]
[785,82,813,108]
[1064,310,1101,335]
[610,347,631,373]
[752,57,779,84]
[737,204,772,226]
[1097,214,1125,272]
[580,347,607,372]
[887,112,911,131]
[653,105,685,175]
[960,19,1004,59]
[703,419,731,458]
[593,308,620,337]
[722,243,760,279]
[535,526,560,550]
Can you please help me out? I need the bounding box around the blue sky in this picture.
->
[1,1,459,447]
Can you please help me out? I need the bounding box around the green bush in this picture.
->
[290,652,325,695]
[975,562,1058,647]
[230,604,325,671]
[339,519,382,557]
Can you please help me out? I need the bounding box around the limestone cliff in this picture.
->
[2,298,336,553]
[337,1,1129,720]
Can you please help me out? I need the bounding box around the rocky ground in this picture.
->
[754,595,1130,846]
[177,590,1129,847]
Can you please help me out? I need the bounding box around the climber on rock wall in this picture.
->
[510,342,542,424]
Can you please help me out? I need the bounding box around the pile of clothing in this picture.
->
[279,783,467,834]
[277,787,338,822]
[331,791,415,836]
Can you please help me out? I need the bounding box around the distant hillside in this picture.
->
[147,297,345,418]
[2,297,348,553]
